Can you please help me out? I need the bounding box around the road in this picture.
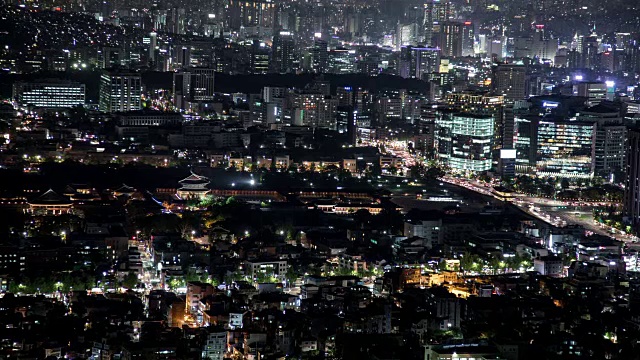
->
[441,176,633,242]
[376,141,630,243]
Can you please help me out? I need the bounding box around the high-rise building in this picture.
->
[514,115,539,173]
[329,48,356,74]
[272,31,296,74]
[250,41,270,74]
[336,106,357,145]
[536,119,595,178]
[445,92,506,153]
[513,25,558,62]
[99,72,142,113]
[168,7,186,35]
[312,37,328,73]
[573,82,607,107]
[399,46,441,80]
[492,64,527,102]
[396,23,420,51]
[424,0,452,45]
[317,96,338,130]
[148,32,157,65]
[376,96,403,124]
[437,22,463,57]
[226,0,276,29]
[499,104,516,178]
[13,80,85,108]
[624,129,640,229]
[461,21,475,57]
[173,68,215,111]
[577,104,627,180]
[439,113,495,172]
[337,86,355,107]
[293,92,324,127]
[263,87,286,103]
[98,47,123,69]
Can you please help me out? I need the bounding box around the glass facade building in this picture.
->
[439,113,495,172]
[536,120,594,178]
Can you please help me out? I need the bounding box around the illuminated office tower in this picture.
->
[577,104,627,179]
[99,72,142,113]
[572,81,607,107]
[173,68,216,111]
[337,86,355,107]
[445,92,506,153]
[329,48,356,74]
[443,113,495,172]
[250,41,270,74]
[514,115,539,173]
[336,106,357,145]
[13,80,85,109]
[536,119,595,178]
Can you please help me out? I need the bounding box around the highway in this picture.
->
[378,141,630,243]
[440,175,633,242]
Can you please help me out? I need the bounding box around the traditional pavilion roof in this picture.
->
[63,184,92,196]
[179,172,210,185]
[63,185,78,196]
[113,184,136,194]
[28,189,73,206]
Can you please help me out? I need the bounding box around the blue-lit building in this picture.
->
[438,113,495,172]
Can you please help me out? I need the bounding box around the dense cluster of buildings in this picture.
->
[3,0,640,358]
[0,153,636,359]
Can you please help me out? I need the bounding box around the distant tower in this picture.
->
[437,21,463,57]
[424,0,453,45]
[272,31,296,73]
[312,35,328,73]
[461,21,474,57]
[624,129,640,230]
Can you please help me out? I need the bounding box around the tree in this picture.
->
[284,267,298,287]
[255,270,276,283]
[489,256,502,275]
[408,164,425,179]
[425,165,445,180]
[438,261,448,272]
[561,178,571,190]
[334,267,353,276]
[168,277,185,290]
[460,252,481,274]
[478,173,491,183]
[122,272,138,289]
